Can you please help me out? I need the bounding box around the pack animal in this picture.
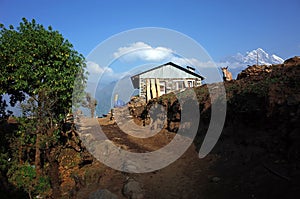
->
[221,66,233,81]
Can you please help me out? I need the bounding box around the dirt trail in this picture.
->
[74,108,300,199]
[72,110,220,199]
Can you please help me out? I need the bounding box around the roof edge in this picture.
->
[131,62,205,80]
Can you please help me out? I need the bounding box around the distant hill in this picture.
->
[95,76,137,117]
[95,81,117,117]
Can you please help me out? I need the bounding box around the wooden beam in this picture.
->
[156,78,161,97]
[184,79,188,88]
[150,78,157,99]
[146,79,151,102]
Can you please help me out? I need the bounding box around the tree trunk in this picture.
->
[35,92,43,178]
[28,190,32,199]
[18,145,23,164]
[47,147,61,198]
[35,132,42,178]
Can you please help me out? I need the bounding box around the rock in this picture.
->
[128,96,147,118]
[237,64,272,80]
[123,179,144,199]
[283,56,300,66]
[121,160,140,172]
[89,189,118,199]
[79,151,94,168]
[168,121,180,132]
[211,176,221,183]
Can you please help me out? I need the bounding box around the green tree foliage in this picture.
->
[0,18,87,197]
[0,18,86,113]
[7,162,50,199]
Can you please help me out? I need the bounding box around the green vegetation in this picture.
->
[0,18,87,198]
[7,162,50,199]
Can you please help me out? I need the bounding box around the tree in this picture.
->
[82,92,98,118]
[0,18,87,197]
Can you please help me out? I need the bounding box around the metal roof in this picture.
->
[131,62,205,80]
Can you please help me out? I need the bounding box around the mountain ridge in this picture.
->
[221,48,284,66]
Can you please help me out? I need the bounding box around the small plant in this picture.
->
[7,162,51,199]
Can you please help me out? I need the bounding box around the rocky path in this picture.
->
[73,107,300,199]
[74,111,218,199]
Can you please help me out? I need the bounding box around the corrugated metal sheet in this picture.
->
[140,64,199,79]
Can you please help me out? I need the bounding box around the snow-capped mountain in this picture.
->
[222,48,284,66]
[244,48,283,65]
[220,48,284,78]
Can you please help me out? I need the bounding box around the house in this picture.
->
[131,62,205,101]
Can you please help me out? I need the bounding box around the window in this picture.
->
[160,81,166,94]
[188,80,194,87]
[175,80,184,90]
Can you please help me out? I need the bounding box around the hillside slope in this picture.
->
[125,56,300,198]
[196,56,300,198]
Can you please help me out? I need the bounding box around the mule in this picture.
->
[221,66,233,81]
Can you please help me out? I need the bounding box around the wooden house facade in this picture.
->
[131,62,204,101]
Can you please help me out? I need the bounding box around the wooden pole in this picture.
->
[184,79,188,88]
[150,78,157,99]
[156,78,161,97]
[146,79,151,102]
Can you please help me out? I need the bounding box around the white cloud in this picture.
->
[85,61,131,91]
[112,42,223,70]
[86,61,113,74]
[85,61,115,92]
[170,57,218,68]
[113,42,174,62]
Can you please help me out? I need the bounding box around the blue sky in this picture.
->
[1,0,299,61]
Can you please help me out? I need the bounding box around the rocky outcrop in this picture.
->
[127,96,147,119]
[283,56,300,66]
[237,64,272,80]
[237,56,300,80]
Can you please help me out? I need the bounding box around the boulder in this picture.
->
[123,179,144,199]
[211,176,221,183]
